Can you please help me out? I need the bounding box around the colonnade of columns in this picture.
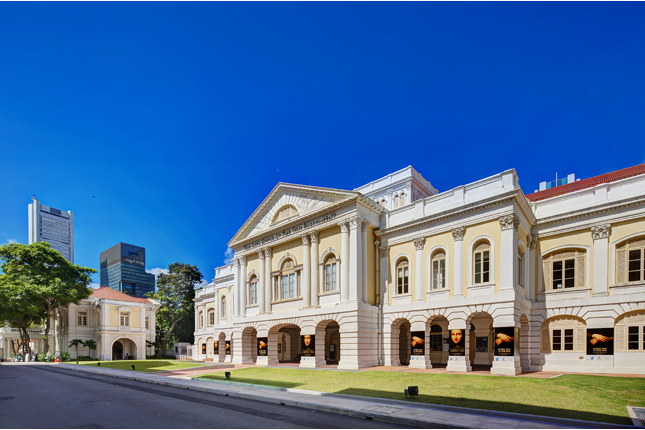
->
[232,216,371,317]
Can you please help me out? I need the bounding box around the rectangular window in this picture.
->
[628,326,639,350]
[432,260,445,290]
[553,259,576,289]
[325,263,337,292]
[564,329,574,350]
[120,312,130,327]
[281,275,288,300]
[209,312,214,326]
[250,282,257,304]
[552,329,562,350]
[628,249,643,282]
[518,254,523,287]
[397,267,409,294]
[145,316,149,329]
[289,273,295,298]
[474,251,490,284]
[77,311,87,326]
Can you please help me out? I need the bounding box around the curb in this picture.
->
[48,364,636,429]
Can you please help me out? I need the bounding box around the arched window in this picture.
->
[396,259,409,294]
[208,309,215,326]
[280,259,297,299]
[324,255,338,292]
[400,193,406,206]
[273,205,298,224]
[249,275,258,305]
[473,241,491,284]
[541,316,586,353]
[429,324,442,352]
[542,249,585,290]
[616,236,645,284]
[199,311,203,328]
[615,311,645,352]
[221,296,227,319]
[431,251,446,290]
[393,195,399,209]
[380,199,386,208]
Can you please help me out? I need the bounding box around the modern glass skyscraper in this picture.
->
[28,196,74,263]
[99,243,155,298]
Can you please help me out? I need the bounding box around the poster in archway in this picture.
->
[493,327,515,356]
[225,341,231,355]
[448,329,465,356]
[301,335,315,357]
[587,328,614,355]
[411,331,425,356]
[214,341,218,353]
[202,344,206,354]
[257,337,268,356]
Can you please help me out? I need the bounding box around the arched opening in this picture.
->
[112,338,137,360]
[206,337,214,361]
[428,316,448,366]
[467,312,494,371]
[314,320,341,367]
[216,332,226,362]
[241,327,258,364]
[390,318,411,366]
[268,323,300,364]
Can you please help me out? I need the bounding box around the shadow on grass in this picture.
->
[333,388,633,426]
[196,374,302,389]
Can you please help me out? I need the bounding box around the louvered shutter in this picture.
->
[617,248,626,284]
[629,237,645,248]
[576,253,585,288]
[576,325,586,352]
[614,320,625,352]
[542,326,551,352]
[543,261,551,291]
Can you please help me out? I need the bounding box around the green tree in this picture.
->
[0,277,43,357]
[69,338,83,364]
[147,262,202,355]
[0,242,96,354]
[83,339,97,358]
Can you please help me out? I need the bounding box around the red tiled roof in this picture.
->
[90,286,151,303]
[525,163,645,202]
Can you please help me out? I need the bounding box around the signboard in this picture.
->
[225,341,231,355]
[411,331,425,356]
[214,341,218,353]
[448,329,465,356]
[301,335,315,357]
[201,344,206,354]
[587,328,614,355]
[257,337,268,356]
[494,327,515,356]
[476,337,489,353]
[244,212,337,250]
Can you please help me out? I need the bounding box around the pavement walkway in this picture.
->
[40,363,636,429]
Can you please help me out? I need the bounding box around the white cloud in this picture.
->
[224,247,235,264]
[146,267,169,280]
[89,283,100,289]
[6,239,17,244]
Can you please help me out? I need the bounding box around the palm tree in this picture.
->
[68,339,84,364]
[83,340,97,360]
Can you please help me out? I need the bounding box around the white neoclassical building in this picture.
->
[194,164,645,375]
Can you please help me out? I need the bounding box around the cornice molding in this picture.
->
[533,195,645,228]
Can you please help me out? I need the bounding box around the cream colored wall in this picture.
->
[271,238,304,271]
[318,225,343,294]
[109,306,118,327]
[462,220,502,296]
[388,241,416,303]
[536,230,594,294]
[425,231,455,297]
[131,309,140,328]
[366,227,376,305]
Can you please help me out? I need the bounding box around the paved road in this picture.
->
[0,365,414,429]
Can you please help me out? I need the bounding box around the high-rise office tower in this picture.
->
[28,195,74,263]
[100,243,156,298]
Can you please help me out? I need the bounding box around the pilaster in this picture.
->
[310,231,320,307]
[591,224,611,297]
[338,220,350,303]
[263,247,273,312]
[301,235,311,307]
[499,214,520,292]
[257,250,265,313]
[413,237,425,302]
[452,227,466,298]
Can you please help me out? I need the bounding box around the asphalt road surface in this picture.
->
[0,365,414,429]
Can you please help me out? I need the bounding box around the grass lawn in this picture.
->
[193,368,645,425]
[74,359,207,373]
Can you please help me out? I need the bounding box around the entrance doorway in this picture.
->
[112,341,123,360]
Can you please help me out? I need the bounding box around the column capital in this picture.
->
[239,255,247,265]
[527,235,537,250]
[257,249,265,260]
[413,237,426,250]
[379,245,389,258]
[337,220,349,233]
[361,218,369,232]
[591,224,611,240]
[452,226,466,241]
[301,234,310,246]
[499,214,520,231]
[233,258,241,267]
[349,216,360,230]
[262,247,272,258]
[310,231,319,244]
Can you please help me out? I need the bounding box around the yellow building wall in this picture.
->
[318,225,343,295]
[461,220,502,296]
[536,230,594,296]
[246,254,259,284]
[271,237,304,271]
[131,309,140,328]
[424,231,455,298]
[366,227,376,305]
[109,306,118,327]
[388,241,417,304]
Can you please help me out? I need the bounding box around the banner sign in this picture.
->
[587,328,614,355]
[244,212,337,250]
[494,327,515,356]
[201,344,206,354]
[449,329,465,356]
[257,337,268,356]
[411,331,425,356]
[301,335,315,357]
[225,341,231,355]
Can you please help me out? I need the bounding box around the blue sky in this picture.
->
[1,2,644,287]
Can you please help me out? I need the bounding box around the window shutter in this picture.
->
[576,326,586,352]
[616,249,626,284]
[541,326,551,352]
[543,261,551,291]
[576,254,585,288]
[614,320,625,352]
[629,237,645,248]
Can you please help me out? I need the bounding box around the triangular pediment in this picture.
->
[229,183,358,246]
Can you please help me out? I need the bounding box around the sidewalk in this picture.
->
[48,363,636,429]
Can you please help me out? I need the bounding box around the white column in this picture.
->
[452,227,465,298]
[361,222,368,303]
[233,259,240,318]
[349,217,361,302]
[414,237,425,302]
[239,256,247,316]
[139,304,145,329]
[258,250,265,313]
[339,220,350,303]
[499,214,519,291]
[379,246,389,305]
[591,224,611,296]
[302,235,311,307]
[527,236,537,302]
[264,247,272,313]
[311,231,320,307]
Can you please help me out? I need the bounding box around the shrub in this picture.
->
[60,351,71,362]
[76,355,98,361]
[37,353,47,362]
